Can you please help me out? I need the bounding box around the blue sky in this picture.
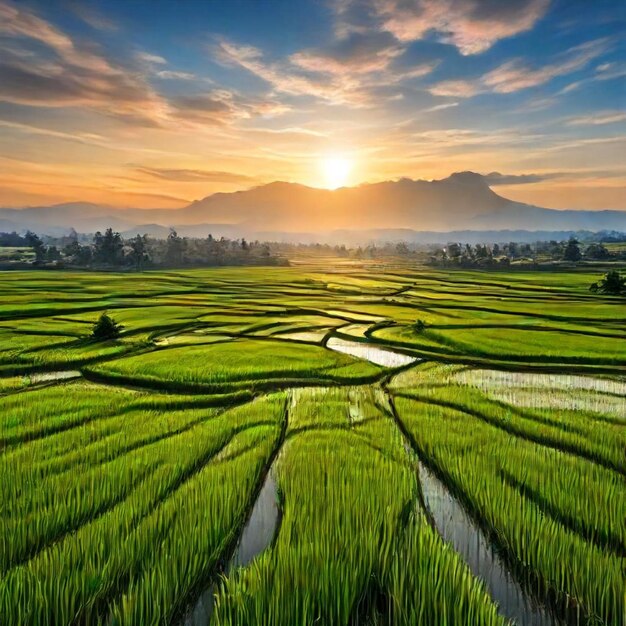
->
[0,0,624,209]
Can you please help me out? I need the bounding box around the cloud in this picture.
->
[135,167,257,184]
[216,39,367,105]
[428,37,610,97]
[557,60,626,95]
[215,37,434,107]
[135,50,198,81]
[0,0,117,73]
[566,111,626,126]
[156,70,196,80]
[135,51,168,65]
[68,2,118,32]
[404,128,545,158]
[482,171,563,185]
[0,1,169,126]
[245,126,327,138]
[482,37,610,93]
[428,80,480,97]
[484,169,626,185]
[170,91,289,126]
[420,102,460,112]
[290,31,403,75]
[594,61,626,81]
[0,2,285,130]
[340,0,551,55]
[0,56,169,126]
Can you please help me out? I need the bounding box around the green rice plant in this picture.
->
[0,404,235,571]
[385,513,506,626]
[0,376,28,394]
[393,395,624,624]
[214,388,506,626]
[85,339,382,392]
[105,422,282,625]
[0,382,141,447]
[1,387,245,469]
[0,396,285,626]
[1,263,624,625]
[391,364,625,474]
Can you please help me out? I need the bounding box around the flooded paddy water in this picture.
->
[182,471,280,626]
[29,370,82,383]
[326,337,418,368]
[418,463,563,626]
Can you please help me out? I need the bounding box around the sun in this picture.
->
[321,156,352,189]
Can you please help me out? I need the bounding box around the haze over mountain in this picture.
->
[2,172,626,242]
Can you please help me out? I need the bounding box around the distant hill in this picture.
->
[2,172,626,239]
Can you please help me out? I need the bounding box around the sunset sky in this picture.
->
[0,0,624,210]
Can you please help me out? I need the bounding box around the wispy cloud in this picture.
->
[482,38,610,93]
[68,1,118,32]
[0,2,286,131]
[170,91,290,126]
[290,31,403,75]
[135,51,168,66]
[421,102,460,112]
[482,171,563,185]
[0,1,169,126]
[340,0,550,55]
[155,70,196,80]
[215,37,435,107]
[559,61,626,94]
[429,80,480,97]
[0,1,117,73]
[565,111,626,126]
[135,167,257,184]
[429,37,610,97]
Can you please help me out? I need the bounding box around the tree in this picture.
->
[93,228,123,265]
[46,245,61,262]
[25,230,46,263]
[414,319,427,332]
[563,237,582,262]
[395,242,409,256]
[63,238,81,260]
[590,271,626,295]
[128,234,149,270]
[75,244,93,266]
[447,243,462,260]
[585,243,610,260]
[165,229,185,265]
[91,312,124,340]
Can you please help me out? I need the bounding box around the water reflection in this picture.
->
[418,463,563,626]
[326,337,418,368]
[29,370,82,383]
[181,472,279,626]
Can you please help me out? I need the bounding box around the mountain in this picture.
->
[180,172,512,231]
[0,202,136,235]
[2,172,625,239]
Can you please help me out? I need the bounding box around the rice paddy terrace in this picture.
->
[0,261,624,626]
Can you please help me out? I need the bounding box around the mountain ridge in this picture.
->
[2,172,625,237]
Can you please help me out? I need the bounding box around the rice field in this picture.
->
[1,262,624,625]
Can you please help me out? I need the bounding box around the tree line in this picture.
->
[427,237,624,268]
[9,228,287,270]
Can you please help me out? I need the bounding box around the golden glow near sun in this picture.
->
[321,157,352,189]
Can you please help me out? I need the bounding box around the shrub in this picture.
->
[91,313,124,340]
[590,271,626,296]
